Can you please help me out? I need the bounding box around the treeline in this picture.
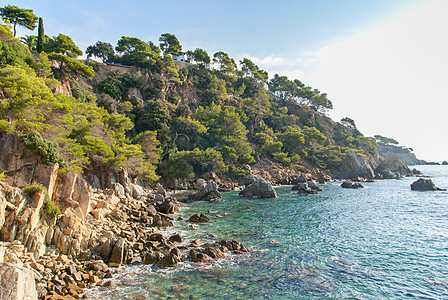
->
[0,4,377,184]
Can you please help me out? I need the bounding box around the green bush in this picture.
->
[24,183,45,197]
[21,131,66,166]
[0,172,5,181]
[44,200,61,217]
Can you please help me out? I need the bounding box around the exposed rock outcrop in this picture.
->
[291,174,323,194]
[0,262,38,300]
[410,178,446,191]
[337,152,375,179]
[189,180,222,201]
[375,157,412,179]
[239,177,277,198]
[341,180,364,189]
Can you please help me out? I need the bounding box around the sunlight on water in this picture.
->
[87,165,448,299]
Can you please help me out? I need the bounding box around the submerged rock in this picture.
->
[410,178,446,191]
[341,180,364,189]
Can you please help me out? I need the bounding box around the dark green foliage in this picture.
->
[159,33,182,56]
[47,53,94,78]
[185,48,210,65]
[86,41,115,63]
[163,148,227,179]
[374,135,399,145]
[21,131,66,166]
[0,5,38,37]
[36,17,44,53]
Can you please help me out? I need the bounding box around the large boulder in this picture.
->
[341,180,364,189]
[0,262,38,300]
[410,178,446,191]
[189,180,222,201]
[292,180,322,194]
[337,152,375,179]
[239,177,277,198]
[375,157,412,178]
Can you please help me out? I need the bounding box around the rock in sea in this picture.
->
[410,178,446,191]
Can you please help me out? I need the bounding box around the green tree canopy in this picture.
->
[186,48,210,65]
[159,33,182,56]
[213,51,237,74]
[45,34,83,58]
[86,41,115,63]
[0,5,37,37]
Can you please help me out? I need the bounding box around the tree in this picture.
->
[36,17,44,53]
[185,48,210,65]
[45,34,82,58]
[159,33,182,56]
[0,5,37,37]
[213,51,237,74]
[20,35,36,50]
[115,36,159,68]
[340,117,356,129]
[239,58,268,83]
[86,41,115,63]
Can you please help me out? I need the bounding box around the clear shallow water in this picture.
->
[89,166,448,299]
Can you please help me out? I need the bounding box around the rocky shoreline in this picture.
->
[0,179,250,300]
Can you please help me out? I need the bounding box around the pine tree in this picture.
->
[36,17,44,53]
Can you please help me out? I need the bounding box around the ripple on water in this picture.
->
[87,166,448,299]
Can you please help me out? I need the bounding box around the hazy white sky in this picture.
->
[249,0,448,161]
[9,0,446,161]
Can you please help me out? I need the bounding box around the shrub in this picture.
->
[24,183,45,197]
[44,200,61,217]
[21,131,66,166]
[0,172,5,181]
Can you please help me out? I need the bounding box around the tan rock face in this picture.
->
[0,134,59,199]
[0,262,38,300]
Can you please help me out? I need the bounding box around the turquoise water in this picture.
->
[89,166,448,299]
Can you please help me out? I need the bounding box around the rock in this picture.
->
[218,240,248,252]
[375,157,412,178]
[131,184,146,200]
[292,180,322,194]
[102,280,117,288]
[410,178,446,191]
[157,200,179,214]
[156,183,167,198]
[412,168,423,176]
[203,245,224,259]
[143,251,163,265]
[341,180,364,189]
[0,262,38,300]
[189,213,210,223]
[168,234,182,244]
[337,151,375,179]
[442,161,448,166]
[379,169,397,179]
[239,177,277,198]
[157,253,180,267]
[87,260,108,272]
[189,249,213,263]
[189,181,222,201]
[109,238,128,265]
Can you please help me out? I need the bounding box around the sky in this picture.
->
[7,0,448,161]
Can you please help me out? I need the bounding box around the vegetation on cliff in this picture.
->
[0,5,378,185]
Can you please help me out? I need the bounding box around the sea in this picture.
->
[87,165,448,299]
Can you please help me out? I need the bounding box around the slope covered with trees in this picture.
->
[0,5,379,187]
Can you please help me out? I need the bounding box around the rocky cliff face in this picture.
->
[378,144,427,165]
